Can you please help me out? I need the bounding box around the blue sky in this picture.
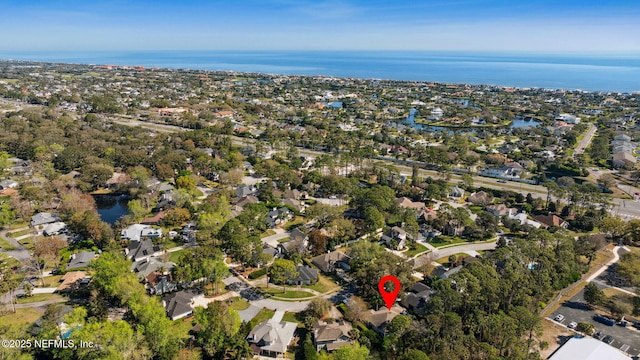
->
[2,0,639,51]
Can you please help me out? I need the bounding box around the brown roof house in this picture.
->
[533,214,569,229]
[313,320,353,352]
[364,305,403,336]
[396,197,426,210]
[312,251,351,273]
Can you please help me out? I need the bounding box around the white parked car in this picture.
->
[568,322,578,329]
[554,314,565,322]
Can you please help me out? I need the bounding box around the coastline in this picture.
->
[1,50,639,93]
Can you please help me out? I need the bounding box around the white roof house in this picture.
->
[247,312,297,357]
[43,222,67,236]
[549,336,630,360]
[121,224,162,242]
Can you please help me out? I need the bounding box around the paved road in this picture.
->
[574,123,597,158]
[13,298,66,309]
[105,113,640,219]
[0,229,32,261]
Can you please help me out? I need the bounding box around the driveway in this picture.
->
[238,305,261,322]
[260,231,290,248]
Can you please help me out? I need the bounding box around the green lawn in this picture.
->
[19,237,36,251]
[261,287,315,299]
[228,297,250,311]
[0,236,17,250]
[248,308,275,329]
[0,308,43,327]
[282,312,304,327]
[16,293,63,304]
[168,249,186,263]
[436,252,468,266]
[8,229,33,238]
[285,217,306,231]
[39,275,64,288]
[405,243,429,257]
[303,275,339,294]
[430,236,469,248]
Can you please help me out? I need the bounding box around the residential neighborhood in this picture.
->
[0,60,639,359]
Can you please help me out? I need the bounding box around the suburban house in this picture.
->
[140,212,167,225]
[0,179,19,189]
[236,185,258,198]
[313,320,352,352]
[286,265,318,286]
[162,290,197,320]
[55,271,88,293]
[282,198,306,213]
[364,305,403,336]
[42,221,68,236]
[146,273,177,295]
[507,210,542,229]
[311,251,350,273]
[66,251,96,270]
[396,197,426,210]
[449,186,465,199]
[278,228,308,255]
[105,172,131,189]
[267,207,294,227]
[236,195,259,207]
[401,282,434,313]
[283,189,307,200]
[247,312,297,358]
[467,191,492,205]
[486,204,517,217]
[121,224,163,242]
[126,239,161,262]
[132,256,175,279]
[533,214,569,229]
[613,152,637,168]
[380,226,410,250]
[31,212,61,228]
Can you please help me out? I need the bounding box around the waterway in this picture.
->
[93,194,130,225]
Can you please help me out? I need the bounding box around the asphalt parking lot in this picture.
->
[550,284,640,357]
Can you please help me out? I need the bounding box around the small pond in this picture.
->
[93,194,130,225]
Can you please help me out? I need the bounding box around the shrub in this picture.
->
[248,268,267,279]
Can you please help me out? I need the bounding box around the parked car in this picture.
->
[594,314,615,326]
[554,314,565,322]
[497,180,507,183]
[619,320,628,327]
[593,330,603,339]
[568,322,578,329]
[602,335,614,344]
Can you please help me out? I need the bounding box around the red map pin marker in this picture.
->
[378,275,401,311]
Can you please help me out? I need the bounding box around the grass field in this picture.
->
[282,312,304,327]
[248,308,275,329]
[0,308,44,327]
[39,275,64,288]
[227,297,250,311]
[0,236,17,250]
[168,249,186,263]
[16,293,63,304]
[8,229,33,238]
[303,275,339,294]
[431,236,469,248]
[405,243,429,257]
[261,287,315,299]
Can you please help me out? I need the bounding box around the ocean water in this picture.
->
[0,50,639,93]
